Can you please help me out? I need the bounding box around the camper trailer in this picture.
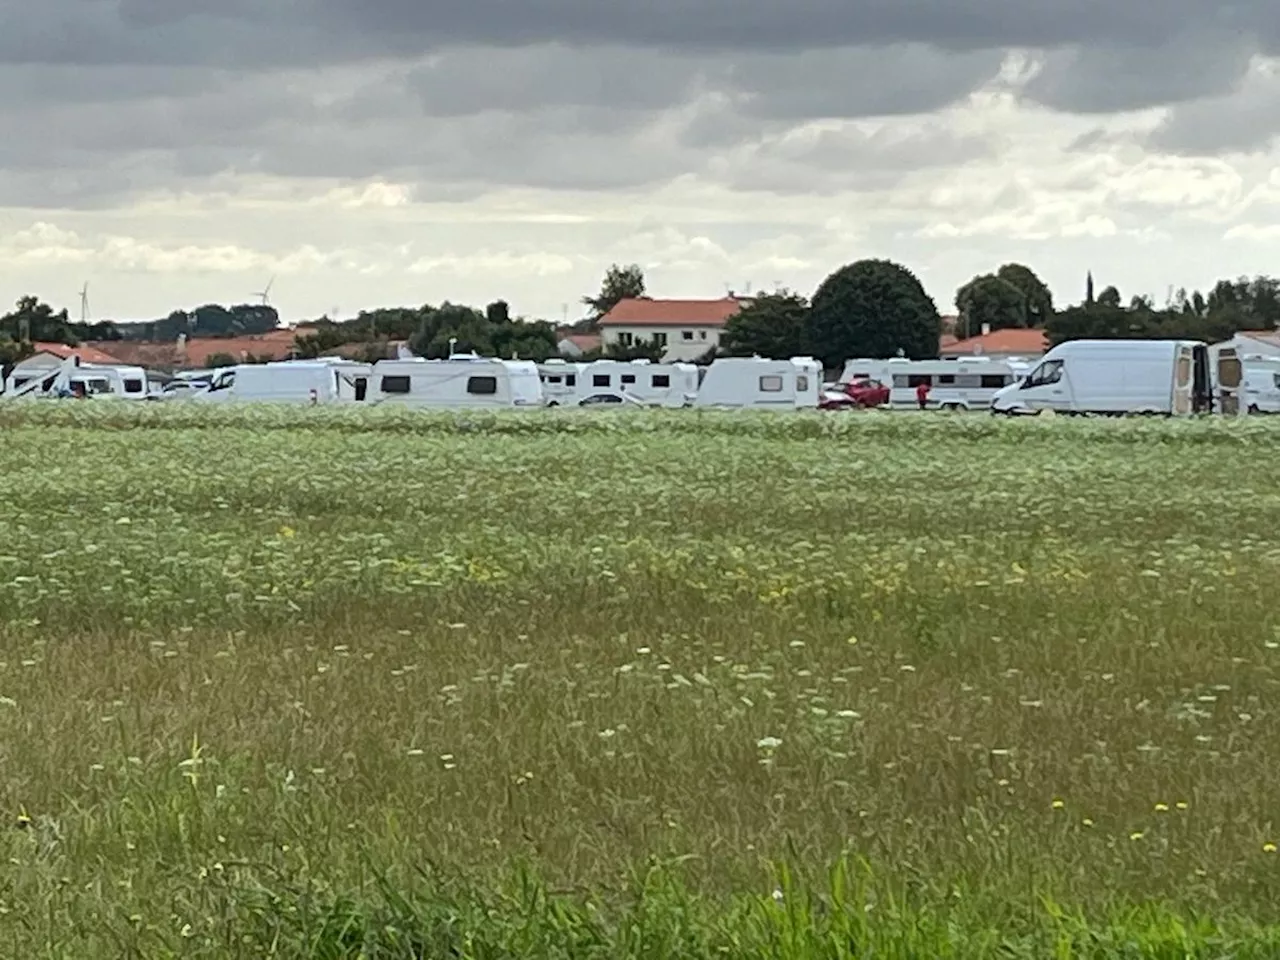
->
[192,359,372,404]
[840,357,1021,410]
[991,340,1217,416]
[536,360,585,406]
[4,362,150,400]
[368,355,543,407]
[575,360,699,408]
[693,357,821,408]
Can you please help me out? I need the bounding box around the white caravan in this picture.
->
[991,340,1218,416]
[369,355,543,407]
[839,357,1022,410]
[1241,355,1280,413]
[193,359,372,403]
[5,362,150,400]
[693,357,821,408]
[536,360,585,406]
[576,360,698,407]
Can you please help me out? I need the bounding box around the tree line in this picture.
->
[3,260,1278,373]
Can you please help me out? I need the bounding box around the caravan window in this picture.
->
[796,375,810,392]
[938,374,956,385]
[566,374,577,387]
[759,375,784,392]
[593,374,610,387]
[907,374,932,388]
[467,376,498,395]
[621,374,636,385]
[980,374,1008,388]
[545,375,562,384]
[381,375,411,394]
[123,378,144,394]
[651,374,670,388]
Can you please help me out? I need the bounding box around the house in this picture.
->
[940,327,1048,361]
[599,297,746,362]
[22,341,122,365]
[556,333,602,357]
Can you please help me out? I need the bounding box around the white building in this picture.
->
[598,296,746,362]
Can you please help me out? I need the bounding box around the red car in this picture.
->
[819,377,890,410]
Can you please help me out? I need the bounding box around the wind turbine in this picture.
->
[253,276,275,306]
[78,282,89,323]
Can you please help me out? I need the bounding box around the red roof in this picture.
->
[32,341,122,364]
[560,334,602,352]
[180,335,297,368]
[940,328,1048,356]
[600,297,745,328]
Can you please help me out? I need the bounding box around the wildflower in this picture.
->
[756,736,782,750]
[1082,818,1094,827]
[1265,843,1277,854]
[1154,803,1169,812]
[1130,831,1144,841]
[1175,801,1189,810]
[1051,799,1065,809]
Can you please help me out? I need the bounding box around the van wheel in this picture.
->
[1249,403,1260,415]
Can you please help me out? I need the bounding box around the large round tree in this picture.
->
[808,259,941,367]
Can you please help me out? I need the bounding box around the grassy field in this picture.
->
[2,403,1280,957]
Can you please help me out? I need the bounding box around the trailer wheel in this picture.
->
[1249,403,1260,415]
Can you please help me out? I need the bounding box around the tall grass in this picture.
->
[0,404,1278,956]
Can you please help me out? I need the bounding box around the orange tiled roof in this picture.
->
[940,328,1048,356]
[599,297,745,327]
[31,341,122,364]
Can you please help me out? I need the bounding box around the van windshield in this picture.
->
[1022,360,1063,388]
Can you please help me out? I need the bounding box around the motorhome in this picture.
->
[368,355,543,407]
[839,357,1021,410]
[990,340,1217,416]
[192,359,372,403]
[575,360,699,407]
[536,360,585,406]
[693,357,821,408]
[4,362,150,400]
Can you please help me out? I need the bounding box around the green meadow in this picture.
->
[1,403,1279,957]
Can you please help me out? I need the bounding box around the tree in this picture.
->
[955,274,1026,338]
[995,263,1054,326]
[581,263,645,329]
[0,296,74,344]
[719,290,810,358]
[808,259,941,368]
[1096,286,1122,308]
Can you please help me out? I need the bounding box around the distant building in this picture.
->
[1210,330,1280,363]
[940,327,1048,361]
[599,297,746,362]
[556,333,602,357]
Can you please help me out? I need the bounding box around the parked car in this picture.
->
[577,392,647,407]
[819,377,890,410]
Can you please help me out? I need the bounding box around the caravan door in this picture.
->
[1215,346,1246,416]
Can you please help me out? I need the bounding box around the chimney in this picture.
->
[981,322,991,337]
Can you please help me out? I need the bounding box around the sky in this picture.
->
[3,2,1280,325]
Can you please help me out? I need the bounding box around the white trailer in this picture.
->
[991,339,1218,416]
[575,360,698,407]
[192,359,372,403]
[536,360,585,406]
[693,357,821,408]
[839,357,1021,410]
[1235,354,1280,413]
[5,361,151,400]
[369,355,543,407]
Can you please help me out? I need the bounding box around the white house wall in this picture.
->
[601,325,721,362]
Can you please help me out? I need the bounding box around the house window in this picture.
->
[682,331,694,341]
[654,333,668,346]
[699,331,707,340]
[566,374,577,387]
[467,376,498,395]
[759,375,784,392]
[621,374,636,385]
[123,378,144,394]
[618,332,634,347]
[652,374,670,388]
[593,374,610,387]
[381,375,411,394]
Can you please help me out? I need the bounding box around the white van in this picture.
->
[369,355,543,407]
[1238,355,1280,413]
[193,360,372,403]
[991,340,1213,416]
[576,360,698,407]
[693,357,821,408]
[536,360,585,406]
[840,357,1021,410]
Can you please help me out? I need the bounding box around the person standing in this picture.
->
[915,380,930,411]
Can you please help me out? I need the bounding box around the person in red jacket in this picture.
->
[915,380,930,410]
